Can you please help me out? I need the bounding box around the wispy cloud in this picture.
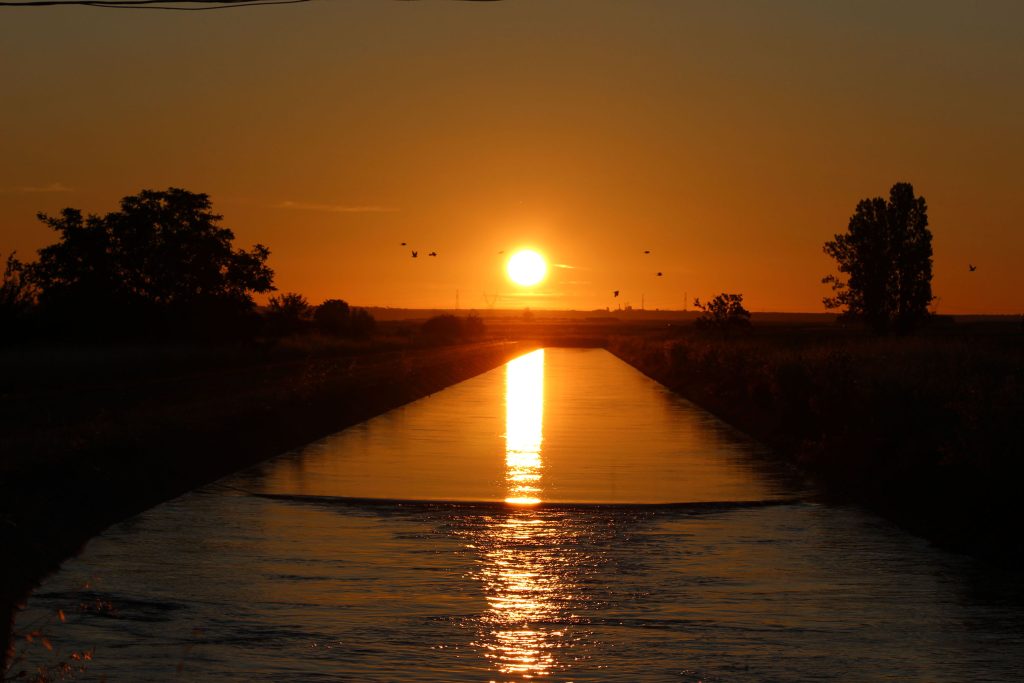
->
[274,200,399,213]
[1,182,75,194]
[553,263,577,269]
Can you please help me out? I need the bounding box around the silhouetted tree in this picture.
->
[313,299,350,335]
[693,293,751,332]
[348,307,375,339]
[420,313,485,342]
[421,314,462,342]
[823,182,933,333]
[0,252,36,337]
[266,292,312,336]
[463,313,485,338]
[311,298,375,338]
[28,188,274,337]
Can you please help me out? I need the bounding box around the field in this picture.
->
[608,320,1024,560]
[0,335,532,665]
[3,314,1021,667]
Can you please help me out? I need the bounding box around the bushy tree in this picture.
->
[348,307,375,338]
[463,313,485,338]
[693,293,751,332]
[421,314,484,342]
[0,252,36,336]
[313,298,351,335]
[311,299,375,338]
[421,314,462,341]
[29,188,274,337]
[266,292,312,335]
[823,182,933,333]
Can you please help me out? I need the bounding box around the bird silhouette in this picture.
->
[613,290,620,297]
[428,251,438,257]
[411,250,418,258]
[969,264,977,272]
[498,250,505,255]
[401,242,407,246]
[644,250,651,254]
[656,272,663,277]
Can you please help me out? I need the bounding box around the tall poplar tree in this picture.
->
[823,182,933,332]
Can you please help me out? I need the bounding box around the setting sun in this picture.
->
[506,250,548,287]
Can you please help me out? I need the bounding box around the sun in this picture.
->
[506,250,548,286]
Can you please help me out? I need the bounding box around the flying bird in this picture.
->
[613,290,620,297]
[656,272,663,277]
[411,250,418,258]
[498,250,505,255]
[428,251,438,257]
[401,242,407,246]
[969,264,977,272]
[644,250,651,254]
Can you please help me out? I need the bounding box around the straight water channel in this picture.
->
[14,348,1024,680]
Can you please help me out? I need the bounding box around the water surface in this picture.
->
[14,349,1024,681]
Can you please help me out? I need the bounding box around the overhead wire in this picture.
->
[0,0,311,9]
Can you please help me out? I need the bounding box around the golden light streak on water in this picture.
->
[504,349,545,506]
[477,349,566,679]
[478,514,570,680]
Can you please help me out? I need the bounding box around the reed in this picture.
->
[609,325,1024,560]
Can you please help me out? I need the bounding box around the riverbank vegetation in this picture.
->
[0,337,530,667]
[0,187,529,668]
[608,321,1023,560]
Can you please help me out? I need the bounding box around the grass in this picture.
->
[3,316,1020,666]
[0,333,533,668]
[608,322,1024,560]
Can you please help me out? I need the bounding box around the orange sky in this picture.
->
[2,1,1022,313]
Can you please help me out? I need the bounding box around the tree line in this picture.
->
[0,188,375,342]
[1,181,938,341]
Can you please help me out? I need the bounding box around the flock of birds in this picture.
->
[399,241,670,303]
[398,240,980,307]
[397,241,980,309]
[400,242,438,258]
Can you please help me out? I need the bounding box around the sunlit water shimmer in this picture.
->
[14,349,1024,681]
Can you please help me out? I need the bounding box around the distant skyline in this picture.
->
[2,0,1022,313]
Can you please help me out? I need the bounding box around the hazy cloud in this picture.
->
[1,182,75,194]
[553,263,575,269]
[274,200,399,213]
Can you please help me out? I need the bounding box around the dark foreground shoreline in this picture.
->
[4,319,1021,670]
[607,327,1023,564]
[1,339,532,668]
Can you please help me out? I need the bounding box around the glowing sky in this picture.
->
[2,1,1022,313]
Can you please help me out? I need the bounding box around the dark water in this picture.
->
[13,349,1024,681]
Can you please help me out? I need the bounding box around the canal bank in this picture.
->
[607,331,1024,563]
[11,347,1024,681]
[1,340,532,669]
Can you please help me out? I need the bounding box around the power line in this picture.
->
[0,0,311,9]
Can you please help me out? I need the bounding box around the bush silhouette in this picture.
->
[313,299,351,335]
[266,292,312,336]
[693,293,751,332]
[348,307,375,339]
[0,252,35,338]
[312,299,375,338]
[420,314,485,342]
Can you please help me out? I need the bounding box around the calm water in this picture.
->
[14,349,1024,681]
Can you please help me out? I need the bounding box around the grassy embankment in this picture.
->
[1,335,533,668]
[609,322,1023,561]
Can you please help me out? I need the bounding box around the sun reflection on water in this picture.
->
[473,348,570,679]
[504,349,545,506]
